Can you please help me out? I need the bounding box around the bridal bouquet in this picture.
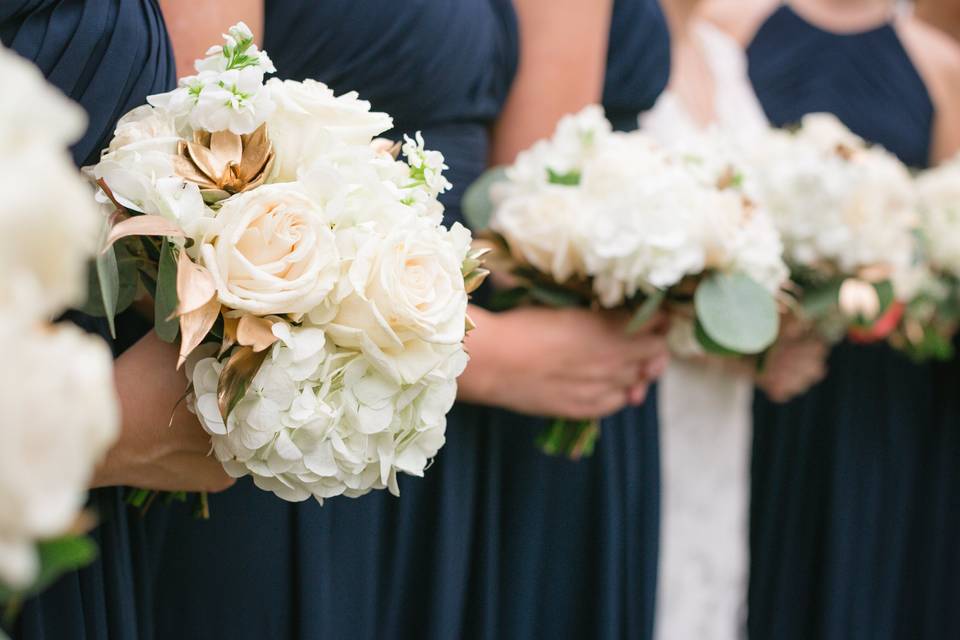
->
[887,155,960,360]
[463,106,785,457]
[743,113,918,344]
[85,24,485,504]
[0,46,118,604]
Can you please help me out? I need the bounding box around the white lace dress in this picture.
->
[640,22,768,640]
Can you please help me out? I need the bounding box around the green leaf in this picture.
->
[487,286,531,311]
[461,166,507,231]
[694,272,779,355]
[546,168,581,186]
[801,278,843,318]
[529,284,584,308]
[873,279,895,313]
[154,240,180,343]
[96,244,120,338]
[80,244,140,319]
[694,319,742,356]
[626,290,665,334]
[0,536,97,604]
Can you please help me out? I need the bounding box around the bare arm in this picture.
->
[159,0,264,77]
[489,0,613,165]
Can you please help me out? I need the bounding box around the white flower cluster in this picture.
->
[743,113,917,281]
[91,25,469,503]
[915,154,960,278]
[0,46,118,588]
[148,22,276,135]
[491,106,788,308]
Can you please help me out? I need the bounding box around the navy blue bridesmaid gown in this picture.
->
[150,1,669,639]
[0,2,174,639]
[745,5,937,639]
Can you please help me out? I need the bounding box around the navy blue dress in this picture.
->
[150,1,669,639]
[746,6,936,639]
[0,2,174,639]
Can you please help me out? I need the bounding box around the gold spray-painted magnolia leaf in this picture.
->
[174,250,217,317]
[177,296,221,369]
[174,123,274,200]
[217,346,270,421]
[102,215,185,254]
[236,315,278,352]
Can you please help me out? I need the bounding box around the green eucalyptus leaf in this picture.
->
[96,244,120,338]
[462,166,507,231]
[694,272,779,354]
[801,278,844,319]
[154,240,180,343]
[487,286,530,311]
[694,318,742,356]
[626,290,665,334]
[80,244,139,320]
[873,279,895,312]
[529,284,584,308]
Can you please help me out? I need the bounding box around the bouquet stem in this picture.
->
[537,418,601,460]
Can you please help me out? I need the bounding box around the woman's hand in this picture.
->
[756,317,829,403]
[91,332,235,493]
[458,305,670,419]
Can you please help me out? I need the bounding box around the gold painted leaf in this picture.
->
[103,215,185,254]
[174,250,217,316]
[236,315,278,352]
[217,346,270,421]
[177,297,221,369]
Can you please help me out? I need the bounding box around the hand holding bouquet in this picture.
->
[85,24,486,504]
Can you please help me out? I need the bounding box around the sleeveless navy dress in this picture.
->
[0,2,174,639]
[150,1,669,639]
[746,6,936,639]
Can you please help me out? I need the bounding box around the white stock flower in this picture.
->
[266,79,393,182]
[0,322,118,588]
[198,183,341,316]
[147,22,276,135]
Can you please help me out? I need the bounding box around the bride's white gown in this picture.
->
[640,22,768,640]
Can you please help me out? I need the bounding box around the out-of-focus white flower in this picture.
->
[916,155,960,278]
[0,322,118,587]
[744,114,917,279]
[0,46,101,321]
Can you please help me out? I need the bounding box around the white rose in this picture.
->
[107,105,179,152]
[199,183,341,316]
[0,323,118,587]
[266,78,393,182]
[327,219,470,353]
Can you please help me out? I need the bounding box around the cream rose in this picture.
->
[266,78,393,182]
[199,183,340,316]
[327,219,470,352]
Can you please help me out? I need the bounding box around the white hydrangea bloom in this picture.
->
[189,323,467,502]
[916,155,960,278]
[744,113,917,280]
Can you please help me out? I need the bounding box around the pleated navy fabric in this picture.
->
[746,6,937,640]
[0,2,174,639]
[150,1,670,639]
